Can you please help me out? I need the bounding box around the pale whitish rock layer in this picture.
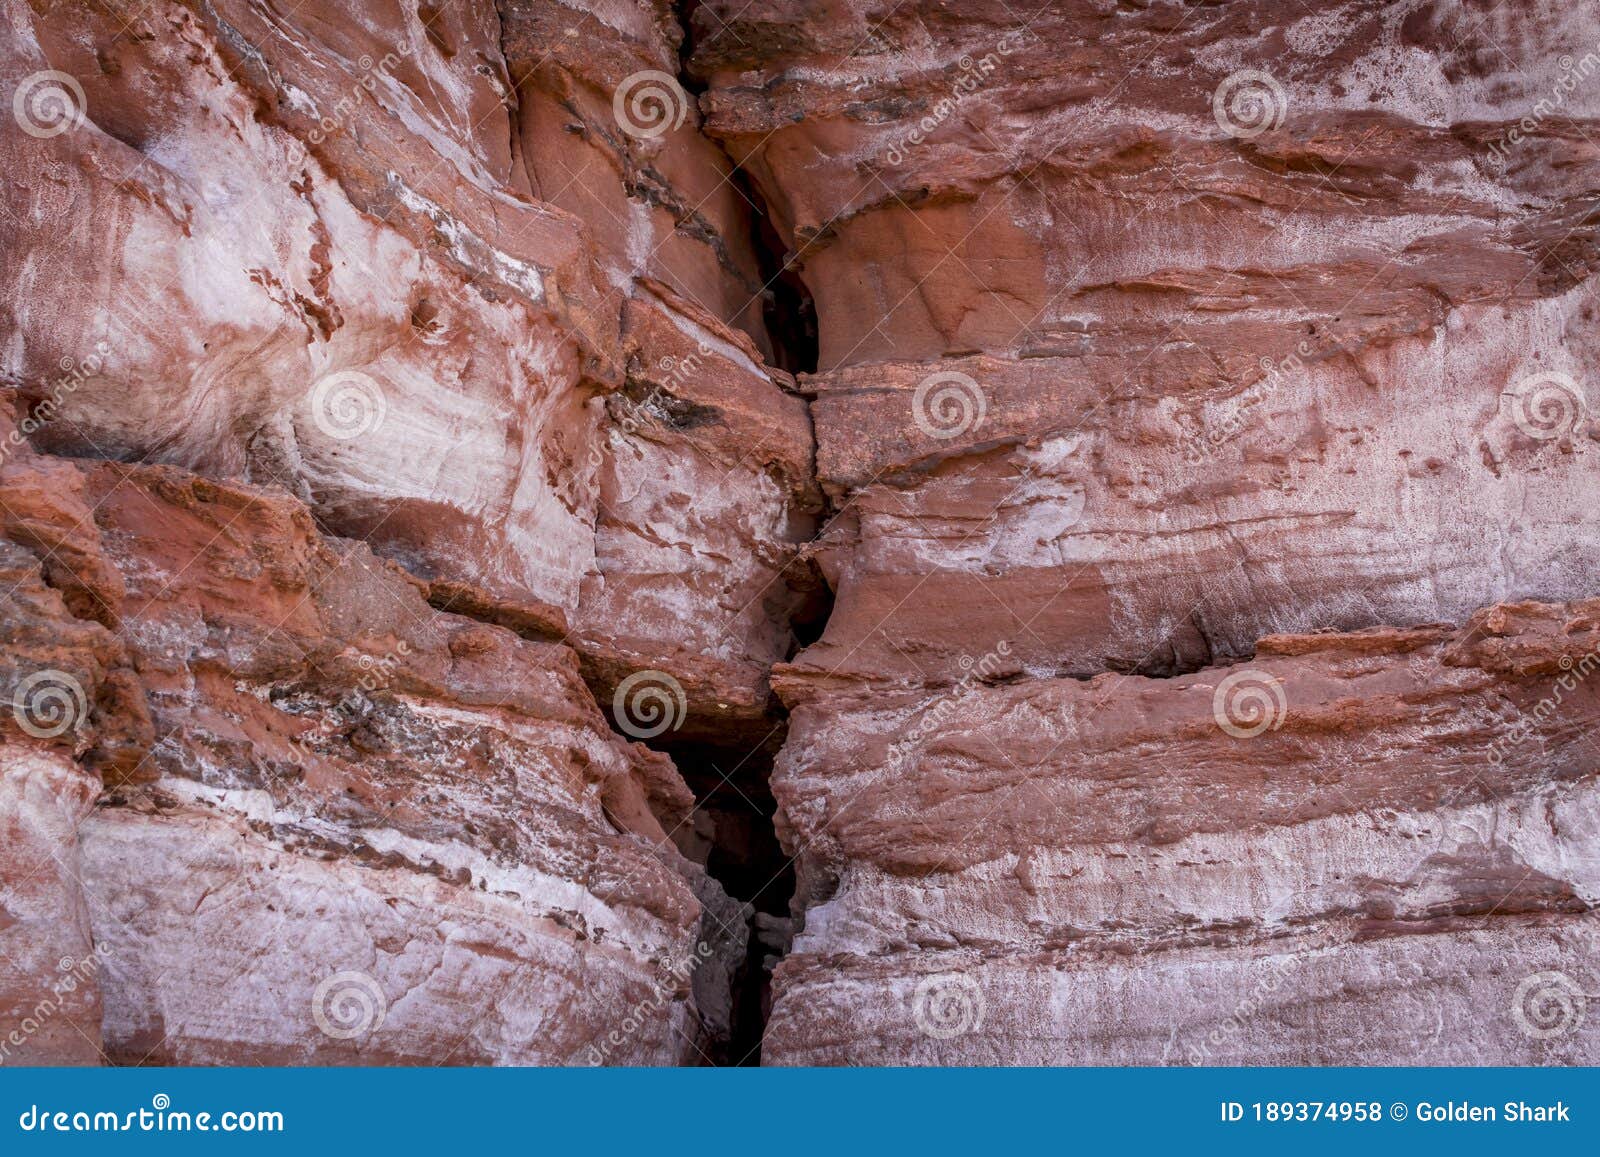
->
[4,10,599,611]
[793,777,1600,962]
[80,789,724,1066]
[766,921,1600,1066]
[0,746,103,1065]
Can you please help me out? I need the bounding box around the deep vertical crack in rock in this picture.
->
[745,184,820,377]
[597,0,827,1064]
[660,741,794,1064]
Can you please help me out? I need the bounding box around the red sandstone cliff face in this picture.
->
[2,0,1598,1066]
[1,0,796,1065]
[689,0,1600,1063]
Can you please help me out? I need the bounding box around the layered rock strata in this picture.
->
[2,0,808,1064]
[3,0,1599,1068]
[688,0,1600,1063]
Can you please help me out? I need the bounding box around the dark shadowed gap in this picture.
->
[676,0,819,377]
[665,738,796,1066]
[648,0,820,1066]
[747,196,819,376]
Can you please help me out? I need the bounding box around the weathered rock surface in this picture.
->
[697,0,1600,687]
[766,604,1600,1062]
[3,415,752,1062]
[1,0,816,727]
[4,0,1599,1068]
[687,0,1600,1063]
[0,0,792,1065]
[574,291,823,743]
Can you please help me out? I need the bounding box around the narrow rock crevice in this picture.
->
[663,740,794,1065]
[633,0,827,1064]
[675,0,818,378]
[746,190,819,377]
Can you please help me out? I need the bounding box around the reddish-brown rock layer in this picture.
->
[3,0,1599,1067]
[687,0,1600,1063]
[1,0,803,1065]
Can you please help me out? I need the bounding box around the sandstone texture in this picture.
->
[689,0,1600,1063]
[2,0,1598,1066]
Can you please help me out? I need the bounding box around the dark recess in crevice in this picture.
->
[674,0,708,97]
[676,0,819,377]
[666,740,795,1065]
[746,193,819,376]
[640,0,820,1066]
[787,580,833,651]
